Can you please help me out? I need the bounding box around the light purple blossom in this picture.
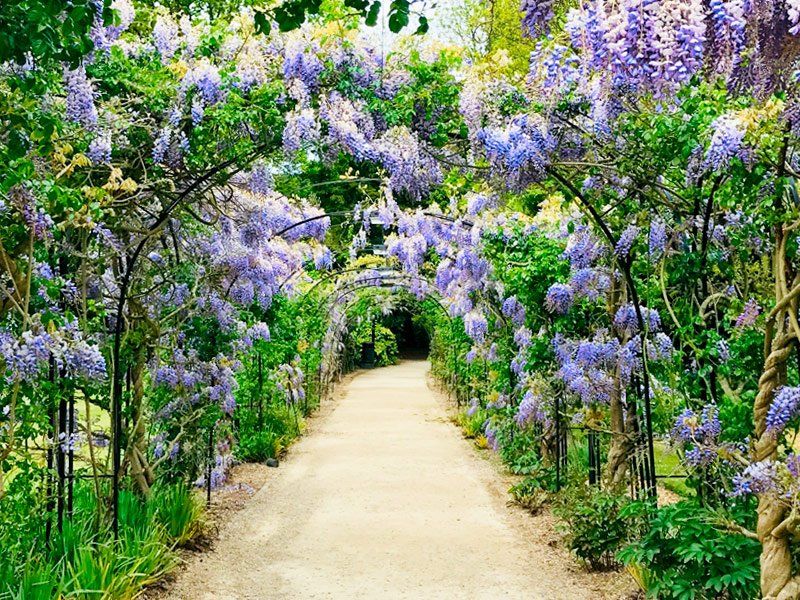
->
[545,283,574,314]
[734,299,760,328]
[615,225,639,259]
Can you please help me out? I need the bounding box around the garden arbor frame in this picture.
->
[103,195,660,534]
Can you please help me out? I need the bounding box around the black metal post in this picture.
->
[67,389,75,517]
[45,357,56,546]
[206,422,215,507]
[57,389,67,532]
[634,376,657,497]
[588,430,601,487]
[257,353,264,427]
[555,392,561,492]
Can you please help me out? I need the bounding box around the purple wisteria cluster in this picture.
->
[197,188,330,311]
[648,217,668,257]
[374,126,443,200]
[283,39,324,95]
[553,333,620,405]
[478,114,554,191]
[153,349,241,419]
[464,311,489,344]
[0,318,106,383]
[501,296,526,327]
[283,108,320,153]
[64,65,98,129]
[555,0,738,94]
[8,185,55,241]
[766,386,800,436]
[545,283,574,314]
[153,14,180,62]
[704,114,749,172]
[615,225,639,259]
[520,0,800,152]
[671,404,723,467]
[734,298,761,328]
[521,0,555,37]
[90,0,135,53]
[195,437,236,490]
[545,228,612,315]
[552,306,673,406]
[613,303,662,335]
[466,193,498,217]
[515,388,547,428]
[731,460,781,498]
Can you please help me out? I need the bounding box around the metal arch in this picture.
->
[318,281,451,351]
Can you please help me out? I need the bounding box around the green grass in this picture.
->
[653,440,692,497]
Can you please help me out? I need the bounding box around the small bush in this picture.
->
[236,429,283,461]
[618,501,760,599]
[554,486,646,571]
[508,470,555,515]
[455,408,486,439]
[236,403,299,461]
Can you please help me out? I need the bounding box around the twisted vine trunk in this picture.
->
[604,371,633,489]
[604,278,632,489]
[756,330,794,599]
[756,227,800,599]
[122,340,155,495]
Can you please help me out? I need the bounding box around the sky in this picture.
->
[357,0,464,54]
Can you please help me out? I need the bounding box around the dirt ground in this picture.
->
[161,360,635,600]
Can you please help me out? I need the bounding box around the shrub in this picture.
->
[236,403,299,461]
[497,422,542,474]
[554,486,647,571]
[455,408,486,439]
[618,501,760,599]
[508,469,556,515]
[236,429,284,461]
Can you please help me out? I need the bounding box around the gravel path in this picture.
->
[166,360,599,600]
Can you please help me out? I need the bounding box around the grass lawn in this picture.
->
[653,439,692,497]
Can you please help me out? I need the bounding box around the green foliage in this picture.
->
[256,0,426,36]
[508,465,557,515]
[554,487,647,571]
[0,0,103,66]
[455,408,487,439]
[444,0,535,74]
[351,321,399,366]
[509,475,552,515]
[619,501,760,600]
[496,420,542,475]
[148,483,206,545]
[0,482,203,599]
[236,404,300,461]
[236,428,284,461]
[232,294,325,462]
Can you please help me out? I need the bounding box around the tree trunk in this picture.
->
[124,343,155,495]
[604,373,631,488]
[755,228,799,598]
[604,278,631,489]
[758,495,797,599]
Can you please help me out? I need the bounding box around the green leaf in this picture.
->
[254,11,271,35]
[365,1,381,26]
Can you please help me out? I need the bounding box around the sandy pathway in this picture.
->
[166,360,597,599]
